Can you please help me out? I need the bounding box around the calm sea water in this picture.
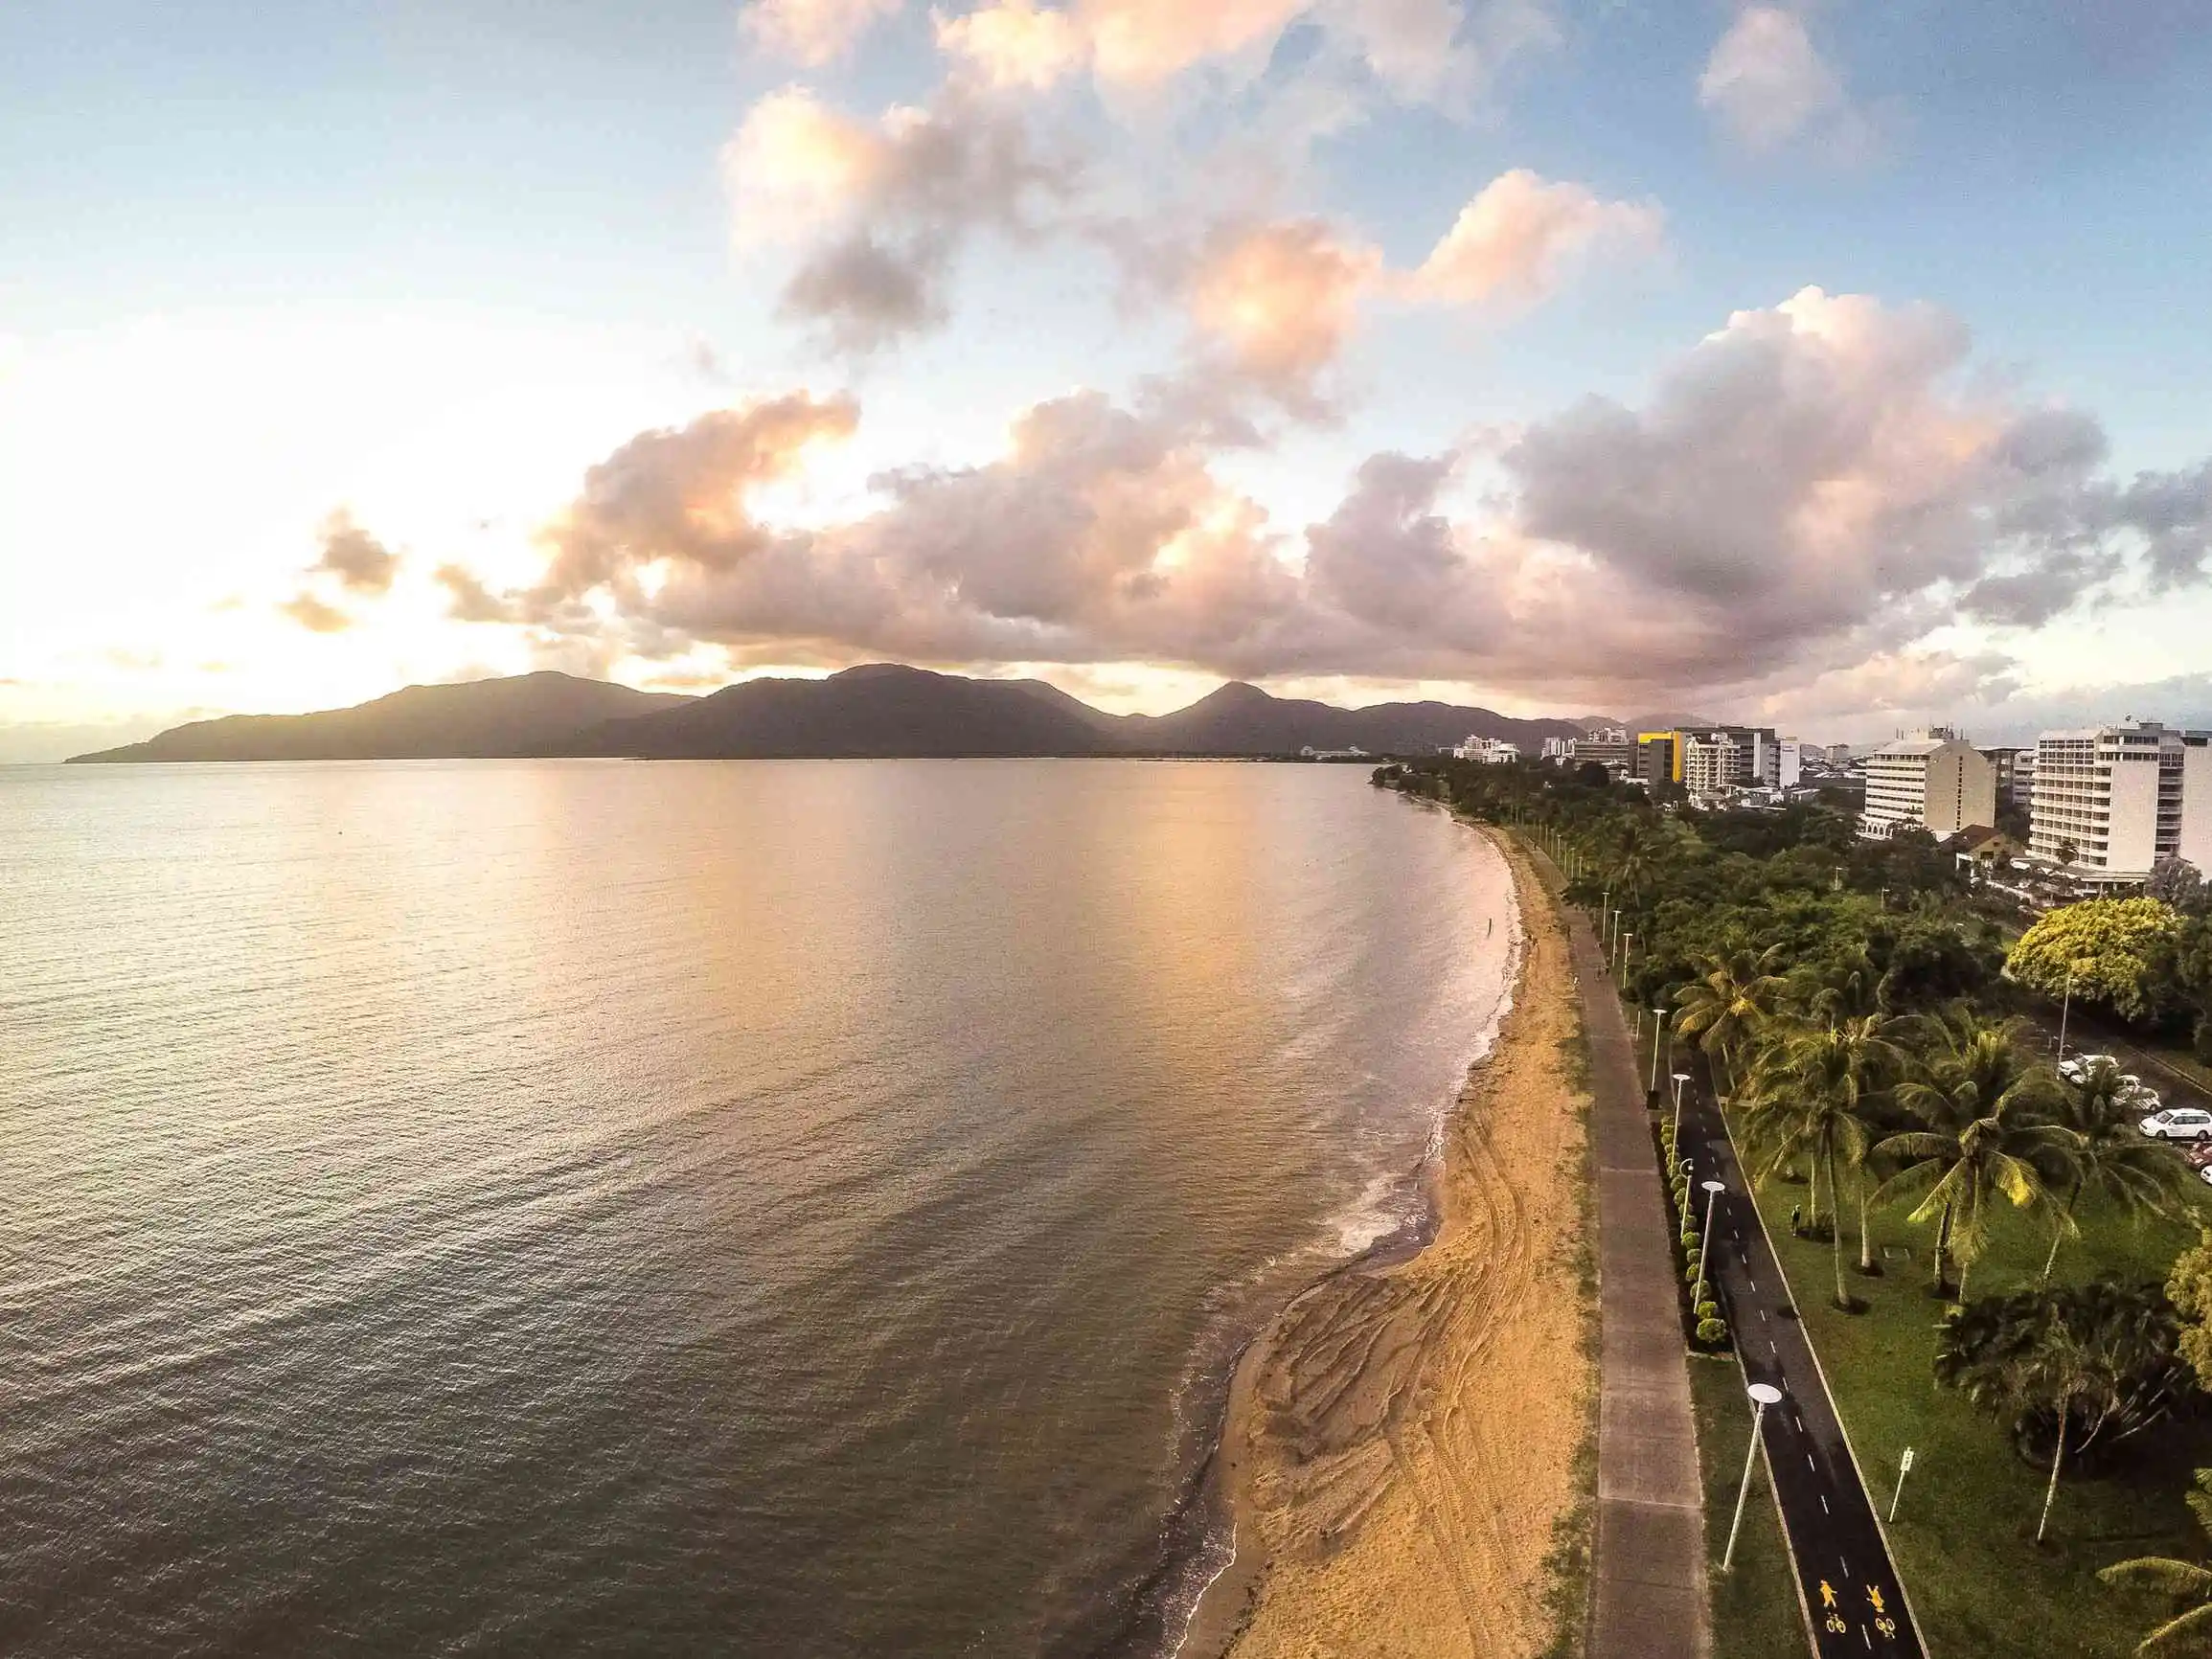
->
[0,760,1515,1657]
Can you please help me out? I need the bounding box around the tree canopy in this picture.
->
[2006,898,2184,1025]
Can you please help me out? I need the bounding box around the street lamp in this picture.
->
[1696,1179,1726,1308]
[1723,1383,1786,1572]
[1671,1071,1694,1146]
[2059,960,2079,1060]
[1621,931,1635,976]
[1649,1007,1668,1095]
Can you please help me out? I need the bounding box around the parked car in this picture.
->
[2184,1142,2212,1170]
[2141,1107,2212,1141]
[2060,1054,2120,1084]
[2199,1162,2212,1188]
[2121,1083,2163,1113]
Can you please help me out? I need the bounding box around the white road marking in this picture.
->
[1821,1494,1830,1514]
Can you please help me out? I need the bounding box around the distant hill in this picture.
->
[71,665,1591,763]
[1578,712,1719,736]
[66,672,693,762]
[1116,682,1583,756]
[553,664,1120,759]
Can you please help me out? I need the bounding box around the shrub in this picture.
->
[1697,1317,1727,1346]
[1685,1261,1703,1284]
[1697,1300,1719,1322]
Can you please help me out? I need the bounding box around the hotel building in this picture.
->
[2029,722,2212,882]
[1859,732,1997,839]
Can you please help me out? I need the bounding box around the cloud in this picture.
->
[722,86,1071,352]
[502,290,2212,709]
[531,393,859,610]
[741,0,904,65]
[278,592,353,633]
[434,562,518,623]
[1698,6,1888,159]
[934,0,1557,107]
[1405,169,1664,307]
[933,0,1090,89]
[308,510,399,595]
[1184,219,1382,408]
[278,509,398,629]
[1154,174,1657,409]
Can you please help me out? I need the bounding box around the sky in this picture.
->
[5,0,2212,759]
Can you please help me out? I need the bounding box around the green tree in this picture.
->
[2103,1470,2212,1652]
[1940,1284,2189,1543]
[1671,944,1788,1097]
[2167,1230,2212,1393]
[1740,1014,1912,1307]
[2007,897,2185,1025]
[1878,1013,2066,1300]
[2036,1057,2189,1285]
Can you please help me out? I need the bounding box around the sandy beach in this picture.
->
[1186,828,1596,1659]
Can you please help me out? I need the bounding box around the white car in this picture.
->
[2141,1107,2212,1141]
[2121,1083,2163,1113]
[2060,1054,2120,1084]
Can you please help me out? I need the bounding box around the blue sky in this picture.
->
[4,0,2210,756]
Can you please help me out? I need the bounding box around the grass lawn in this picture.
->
[1688,1352,1807,1659]
[1732,1127,2212,1658]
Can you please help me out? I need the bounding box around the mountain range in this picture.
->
[67,666,1591,763]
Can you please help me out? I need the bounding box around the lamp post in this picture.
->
[1696,1179,1726,1308]
[1621,931,1635,976]
[1671,1071,1694,1146]
[1649,1008,1667,1095]
[2058,962,2075,1061]
[1724,1383,1786,1572]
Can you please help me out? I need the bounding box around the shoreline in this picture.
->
[1180,825,1596,1659]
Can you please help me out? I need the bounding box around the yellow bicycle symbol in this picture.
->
[1825,1613,1849,1634]
[1875,1615,1898,1639]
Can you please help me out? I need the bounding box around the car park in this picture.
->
[2141,1107,2212,1141]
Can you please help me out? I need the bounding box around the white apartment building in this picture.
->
[2030,722,2212,882]
[1859,732,1997,839]
[1776,738,1803,789]
[1452,736,1520,763]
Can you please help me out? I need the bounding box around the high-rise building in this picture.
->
[1978,746,2034,815]
[1569,729,1634,776]
[1776,738,1802,789]
[1859,732,1996,839]
[1637,726,1788,796]
[2029,722,2212,882]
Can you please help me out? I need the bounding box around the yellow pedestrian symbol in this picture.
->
[1868,1583,1897,1639]
[1819,1580,1846,1634]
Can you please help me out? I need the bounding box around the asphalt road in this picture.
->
[1675,1087,1927,1659]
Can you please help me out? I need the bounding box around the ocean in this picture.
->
[0,759,1516,1657]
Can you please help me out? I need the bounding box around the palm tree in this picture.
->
[1740,1014,1909,1308]
[1880,1010,2061,1297]
[2037,1058,2189,1286]
[1941,1283,2187,1545]
[1673,944,1789,1098]
[2105,1470,2212,1654]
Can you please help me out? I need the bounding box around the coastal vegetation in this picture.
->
[1376,758,2212,1657]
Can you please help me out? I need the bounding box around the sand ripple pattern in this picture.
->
[1209,833,1594,1659]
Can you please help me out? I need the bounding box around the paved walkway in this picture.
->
[1539,856,1710,1659]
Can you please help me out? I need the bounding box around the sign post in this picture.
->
[1888,1446,1915,1524]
